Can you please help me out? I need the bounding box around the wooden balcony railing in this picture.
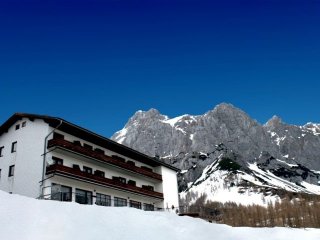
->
[47,138,162,181]
[46,164,164,199]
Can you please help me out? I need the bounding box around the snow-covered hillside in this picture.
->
[180,156,320,206]
[0,191,319,240]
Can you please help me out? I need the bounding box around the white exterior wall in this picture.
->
[0,118,49,198]
[159,166,179,211]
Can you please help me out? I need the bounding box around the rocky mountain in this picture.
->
[112,103,320,205]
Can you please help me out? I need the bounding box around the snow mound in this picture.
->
[0,191,319,240]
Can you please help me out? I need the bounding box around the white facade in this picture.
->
[160,166,180,210]
[0,114,180,211]
[0,118,50,198]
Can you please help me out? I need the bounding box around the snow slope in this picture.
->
[0,191,319,240]
[179,157,320,206]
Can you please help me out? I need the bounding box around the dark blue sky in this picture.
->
[1,0,320,137]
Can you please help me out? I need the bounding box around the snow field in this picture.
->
[0,191,319,240]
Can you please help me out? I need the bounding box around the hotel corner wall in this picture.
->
[160,166,179,210]
[0,118,50,198]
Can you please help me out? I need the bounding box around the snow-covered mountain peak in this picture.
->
[112,103,320,205]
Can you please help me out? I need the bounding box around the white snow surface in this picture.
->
[113,127,128,143]
[275,158,298,167]
[161,115,188,127]
[180,158,281,206]
[180,168,279,207]
[181,160,320,207]
[0,191,319,240]
[248,163,320,194]
[304,123,320,136]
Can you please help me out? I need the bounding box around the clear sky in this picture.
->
[1,0,320,137]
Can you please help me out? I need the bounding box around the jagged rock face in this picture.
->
[264,117,320,170]
[114,104,274,162]
[113,103,320,169]
[112,103,320,199]
[113,108,192,157]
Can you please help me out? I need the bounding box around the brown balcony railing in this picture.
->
[46,164,164,199]
[47,138,162,181]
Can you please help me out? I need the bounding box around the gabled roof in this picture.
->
[0,113,179,171]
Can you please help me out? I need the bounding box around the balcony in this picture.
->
[46,164,164,199]
[47,138,162,181]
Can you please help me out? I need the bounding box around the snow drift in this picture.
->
[0,191,319,240]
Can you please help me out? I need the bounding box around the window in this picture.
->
[143,203,154,211]
[15,124,20,130]
[21,121,26,127]
[127,161,135,166]
[73,164,80,170]
[52,156,63,165]
[75,189,92,205]
[8,165,15,177]
[94,148,104,154]
[128,180,136,186]
[0,146,4,157]
[83,166,92,174]
[114,197,127,207]
[142,185,154,191]
[118,177,126,184]
[53,132,64,139]
[113,176,126,184]
[96,193,111,206]
[11,141,17,153]
[73,140,81,146]
[94,170,105,178]
[51,184,72,202]
[129,200,142,209]
[83,143,93,150]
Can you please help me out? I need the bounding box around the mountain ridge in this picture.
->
[112,103,320,205]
